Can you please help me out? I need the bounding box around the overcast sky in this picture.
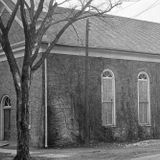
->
[11,0,160,23]
[110,0,160,23]
[56,0,160,23]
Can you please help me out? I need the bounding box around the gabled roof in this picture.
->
[0,0,24,45]
[45,11,160,54]
[1,1,160,55]
[2,0,15,10]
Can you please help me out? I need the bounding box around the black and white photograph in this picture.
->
[0,0,160,159]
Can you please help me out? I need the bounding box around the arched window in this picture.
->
[4,97,11,109]
[101,69,116,126]
[0,95,11,140]
[138,72,151,125]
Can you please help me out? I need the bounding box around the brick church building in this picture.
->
[1,0,160,147]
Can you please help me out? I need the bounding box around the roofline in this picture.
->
[46,45,160,63]
[0,0,23,27]
[1,40,160,58]
[2,2,160,54]
[0,41,25,53]
[0,42,160,63]
[53,44,160,57]
[1,41,159,63]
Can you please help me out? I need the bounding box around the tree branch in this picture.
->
[30,43,41,66]
[6,0,20,32]
[35,2,57,40]
[20,0,29,33]
[1,36,21,91]
[30,0,35,21]
[75,1,121,21]
[31,19,74,71]
[20,0,33,65]
[57,0,71,6]
[24,1,31,15]
[0,1,21,92]
[31,0,121,72]
[71,23,82,44]
[0,32,2,43]
[24,0,34,22]
[32,0,45,25]
[74,0,93,18]
[30,1,58,66]
[31,0,93,72]
[0,17,5,32]
[30,17,69,66]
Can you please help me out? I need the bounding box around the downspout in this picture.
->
[44,58,48,148]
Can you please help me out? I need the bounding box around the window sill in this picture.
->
[102,125,116,128]
[139,123,151,127]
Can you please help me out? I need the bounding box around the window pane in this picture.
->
[103,71,113,78]
[138,73,150,125]
[102,102,113,125]
[139,74,147,80]
[139,80,148,102]
[4,97,11,106]
[139,102,148,124]
[102,103,107,126]
[102,70,115,126]
[102,78,113,102]
[106,102,113,125]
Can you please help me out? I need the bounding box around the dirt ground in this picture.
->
[1,140,160,160]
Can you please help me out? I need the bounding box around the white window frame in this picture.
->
[137,72,151,126]
[0,95,11,140]
[101,69,116,127]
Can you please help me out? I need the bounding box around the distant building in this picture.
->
[1,0,160,147]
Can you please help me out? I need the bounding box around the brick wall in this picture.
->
[0,59,17,142]
[29,63,44,147]
[0,57,44,147]
[47,53,160,145]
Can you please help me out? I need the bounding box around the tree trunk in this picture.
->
[1,35,31,160]
[14,77,31,160]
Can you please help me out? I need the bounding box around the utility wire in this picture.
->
[133,0,160,18]
[113,0,141,14]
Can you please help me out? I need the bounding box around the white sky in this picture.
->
[56,0,160,23]
[60,0,160,23]
[109,0,160,23]
[11,0,160,23]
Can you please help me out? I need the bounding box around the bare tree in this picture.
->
[0,0,123,159]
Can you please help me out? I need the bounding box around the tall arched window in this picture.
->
[101,69,116,126]
[0,95,11,140]
[138,72,151,125]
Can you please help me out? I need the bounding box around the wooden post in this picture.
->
[85,19,90,144]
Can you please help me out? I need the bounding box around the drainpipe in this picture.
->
[44,58,48,148]
[85,19,90,143]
